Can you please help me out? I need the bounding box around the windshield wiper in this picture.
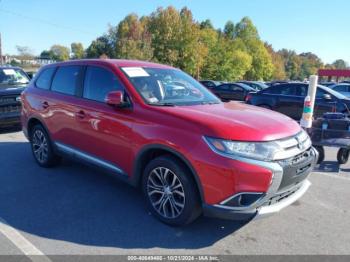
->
[1,81,28,86]
[149,102,176,107]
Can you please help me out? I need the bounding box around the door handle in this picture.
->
[75,110,86,119]
[42,101,49,109]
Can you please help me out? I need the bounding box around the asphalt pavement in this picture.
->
[0,127,349,256]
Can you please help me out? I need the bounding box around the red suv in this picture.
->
[21,60,318,226]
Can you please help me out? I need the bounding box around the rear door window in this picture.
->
[265,86,282,94]
[217,84,229,90]
[296,84,308,96]
[280,85,296,96]
[230,85,243,91]
[51,66,82,95]
[35,67,56,90]
[83,66,123,102]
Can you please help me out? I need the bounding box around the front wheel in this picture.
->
[142,156,201,226]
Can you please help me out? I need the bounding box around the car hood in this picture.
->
[0,84,26,96]
[158,102,301,142]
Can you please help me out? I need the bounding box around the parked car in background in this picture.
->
[212,82,255,102]
[200,80,223,89]
[0,66,30,127]
[265,80,289,87]
[25,71,37,79]
[330,83,350,97]
[237,81,268,91]
[21,59,317,226]
[246,83,350,120]
[320,82,337,87]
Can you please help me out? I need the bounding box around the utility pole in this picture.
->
[0,33,3,65]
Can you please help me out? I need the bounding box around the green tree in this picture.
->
[148,6,182,66]
[264,43,286,80]
[278,49,302,80]
[235,17,259,40]
[112,14,153,60]
[223,21,235,39]
[86,35,114,58]
[148,7,207,77]
[71,42,85,59]
[202,38,252,81]
[244,39,273,80]
[49,45,70,61]
[299,52,323,79]
[40,50,55,60]
[332,59,348,69]
[200,19,214,30]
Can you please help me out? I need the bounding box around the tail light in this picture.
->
[245,93,253,102]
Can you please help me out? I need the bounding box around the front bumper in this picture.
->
[0,112,21,127]
[203,147,318,221]
[256,179,311,219]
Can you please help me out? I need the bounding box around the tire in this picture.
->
[142,155,201,226]
[29,124,61,167]
[314,146,325,164]
[337,148,350,165]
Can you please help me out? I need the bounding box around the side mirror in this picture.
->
[105,91,128,108]
[323,94,332,100]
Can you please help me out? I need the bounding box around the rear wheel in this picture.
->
[30,124,61,167]
[337,148,350,165]
[142,156,201,226]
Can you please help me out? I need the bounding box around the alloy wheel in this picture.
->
[147,167,186,219]
[32,130,49,164]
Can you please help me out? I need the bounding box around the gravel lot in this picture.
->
[0,127,349,256]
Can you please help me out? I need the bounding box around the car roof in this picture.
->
[267,82,347,99]
[45,59,175,69]
[331,83,350,86]
[219,82,254,90]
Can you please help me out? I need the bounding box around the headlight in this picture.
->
[204,129,311,161]
[204,137,280,161]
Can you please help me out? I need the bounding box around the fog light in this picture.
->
[224,193,264,208]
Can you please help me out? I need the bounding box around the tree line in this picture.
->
[32,6,349,81]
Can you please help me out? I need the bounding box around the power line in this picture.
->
[0,8,96,36]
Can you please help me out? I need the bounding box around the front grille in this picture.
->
[274,131,312,160]
[0,96,18,105]
[277,147,314,191]
[0,105,21,113]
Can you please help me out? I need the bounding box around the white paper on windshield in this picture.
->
[3,69,16,75]
[122,67,150,77]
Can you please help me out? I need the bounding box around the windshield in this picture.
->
[121,67,221,106]
[238,83,255,91]
[319,85,348,99]
[0,68,30,85]
[256,82,268,89]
